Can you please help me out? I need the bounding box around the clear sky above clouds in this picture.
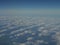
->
[0,0,60,16]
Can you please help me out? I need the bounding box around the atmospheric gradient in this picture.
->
[0,0,60,45]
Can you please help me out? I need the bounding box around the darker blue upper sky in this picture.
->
[0,0,60,9]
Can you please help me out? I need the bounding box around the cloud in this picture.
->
[0,34,5,37]
[27,37,33,41]
[56,32,60,45]
[0,16,60,45]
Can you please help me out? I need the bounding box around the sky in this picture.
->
[0,0,60,16]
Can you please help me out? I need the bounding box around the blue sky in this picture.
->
[0,0,60,16]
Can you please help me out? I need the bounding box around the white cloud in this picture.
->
[0,34,5,37]
[15,32,24,37]
[56,32,60,45]
[36,40,44,44]
[0,29,7,33]
[0,15,60,45]
[19,43,26,45]
[38,33,42,37]
[27,37,33,41]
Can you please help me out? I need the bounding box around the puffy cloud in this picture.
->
[0,29,7,33]
[36,40,44,43]
[27,37,33,41]
[0,34,5,37]
[0,16,60,45]
[56,32,60,45]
